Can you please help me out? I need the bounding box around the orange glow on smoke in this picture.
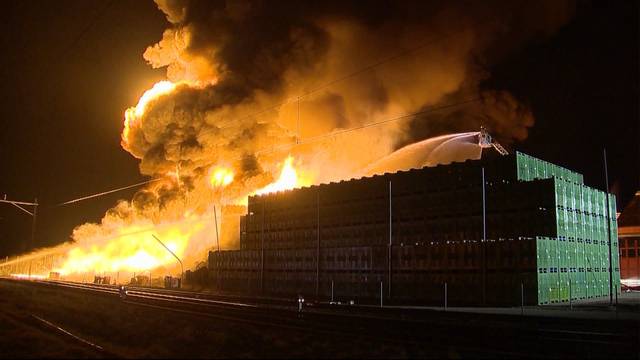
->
[123,81,177,145]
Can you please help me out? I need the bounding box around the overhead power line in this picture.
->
[56,0,115,63]
[57,178,163,206]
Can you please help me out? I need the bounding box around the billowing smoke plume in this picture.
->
[39,0,576,279]
[129,0,573,185]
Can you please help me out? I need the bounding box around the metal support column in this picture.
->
[261,199,265,294]
[316,190,320,298]
[0,196,38,253]
[569,279,572,310]
[444,282,448,311]
[482,167,487,306]
[213,205,220,252]
[331,280,334,303]
[603,149,613,304]
[388,180,392,299]
[30,198,38,252]
[521,282,524,315]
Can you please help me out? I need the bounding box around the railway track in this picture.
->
[30,314,117,357]
[8,278,639,358]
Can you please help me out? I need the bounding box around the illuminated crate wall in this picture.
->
[516,153,620,304]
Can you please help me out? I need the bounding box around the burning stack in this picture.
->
[208,152,620,306]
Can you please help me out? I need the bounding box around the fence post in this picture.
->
[331,280,334,303]
[569,279,572,310]
[521,281,524,316]
[444,282,448,311]
[615,285,619,320]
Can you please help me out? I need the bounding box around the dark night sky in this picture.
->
[0,0,638,258]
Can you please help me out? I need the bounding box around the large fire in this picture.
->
[0,0,549,284]
[43,155,309,279]
[11,100,313,281]
[0,76,476,284]
[29,209,210,281]
[0,78,318,282]
[53,158,308,278]
[56,220,199,276]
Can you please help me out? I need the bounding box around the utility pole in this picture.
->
[30,198,38,251]
[261,199,265,294]
[388,180,392,299]
[296,96,301,144]
[603,149,613,305]
[213,205,220,252]
[482,167,487,306]
[0,196,39,253]
[316,189,320,298]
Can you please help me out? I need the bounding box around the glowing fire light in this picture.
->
[10,274,47,280]
[16,76,312,281]
[123,80,177,144]
[52,217,205,277]
[208,166,234,188]
[255,156,311,195]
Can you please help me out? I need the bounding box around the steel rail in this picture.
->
[30,314,118,357]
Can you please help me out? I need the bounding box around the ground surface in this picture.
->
[0,279,637,359]
[369,291,640,321]
[0,280,444,358]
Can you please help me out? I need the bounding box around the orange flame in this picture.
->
[208,166,234,188]
[52,214,206,277]
[255,155,311,195]
[9,76,313,282]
